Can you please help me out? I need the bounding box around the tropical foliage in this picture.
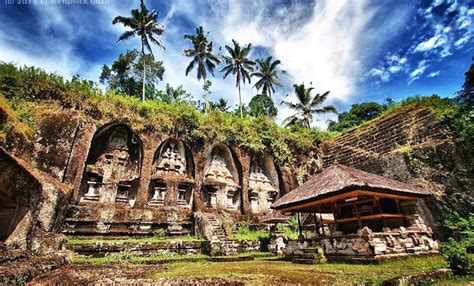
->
[328,102,386,132]
[221,39,255,117]
[282,83,337,128]
[252,56,282,98]
[100,50,165,98]
[248,93,277,118]
[112,0,165,101]
[0,62,325,165]
[183,26,221,113]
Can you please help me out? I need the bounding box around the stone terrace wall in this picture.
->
[323,107,452,167]
[322,107,472,238]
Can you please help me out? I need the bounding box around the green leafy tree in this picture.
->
[154,83,191,103]
[248,93,277,118]
[184,26,221,113]
[100,50,164,98]
[112,0,165,101]
[282,83,337,128]
[457,58,474,110]
[252,56,282,98]
[221,39,255,117]
[210,98,229,112]
[328,102,386,132]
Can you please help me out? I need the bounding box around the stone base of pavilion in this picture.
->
[284,217,439,263]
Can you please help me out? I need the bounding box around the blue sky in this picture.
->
[0,0,473,128]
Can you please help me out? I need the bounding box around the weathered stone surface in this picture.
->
[68,240,204,257]
[0,148,70,253]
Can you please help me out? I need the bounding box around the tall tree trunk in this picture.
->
[141,40,146,102]
[204,89,209,114]
[238,84,243,118]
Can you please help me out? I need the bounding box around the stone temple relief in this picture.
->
[79,124,141,206]
[203,144,241,211]
[249,154,280,214]
[149,139,194,208]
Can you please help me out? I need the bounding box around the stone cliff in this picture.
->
[322,106,473,237]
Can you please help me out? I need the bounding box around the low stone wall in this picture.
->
[207,239,261,256]
[318,227,438,261]
[68,240,204,257]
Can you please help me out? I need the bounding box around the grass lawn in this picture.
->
[149,255,454,285]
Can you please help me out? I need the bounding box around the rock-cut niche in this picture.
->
[249,154,280,214]
[202,144,241,211]
[149,138,195,208]
[79,123,142,206]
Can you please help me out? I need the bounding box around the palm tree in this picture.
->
[184,26,221,113]
[220,39,255,117]
[252,56,282,98]
[113,0,165,101]
[281,83,337,128]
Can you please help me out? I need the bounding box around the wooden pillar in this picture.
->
[331,203,339,233]
[375,197,387,228]
[313,213,320,236]
[353,202,363,229]
[319,212,325,236]
[297,212,302,237]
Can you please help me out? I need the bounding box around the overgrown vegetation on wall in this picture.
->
[0,63,335,166]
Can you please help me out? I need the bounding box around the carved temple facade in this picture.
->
[63,122,287,235]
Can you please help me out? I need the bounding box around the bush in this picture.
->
[441,238,472,275]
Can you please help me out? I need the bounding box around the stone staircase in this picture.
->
[286,246,326,264]
[205,213,227,241]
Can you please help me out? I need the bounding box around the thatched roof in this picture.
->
[272,164,428,211]
[260,211,290,224]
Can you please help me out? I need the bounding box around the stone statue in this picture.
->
[155,142,187,177]
[248,165,277,213]
[83,127,139,204]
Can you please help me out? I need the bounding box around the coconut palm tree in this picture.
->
[220,39,255,117]
[282,83,337,128]
[184,26,221,113]
[252,56,282,98]
[113,0,165,101]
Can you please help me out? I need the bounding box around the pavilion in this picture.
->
[272,164,439,261]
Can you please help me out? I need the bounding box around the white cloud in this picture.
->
[428,71,441,78]
[455,37,470,47]
[0,0,413,130]
[414,34,447,52]
[408,60,428,84]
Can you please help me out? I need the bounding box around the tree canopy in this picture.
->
[328,102,386,132]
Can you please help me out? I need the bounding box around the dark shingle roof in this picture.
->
[272,164,428,210]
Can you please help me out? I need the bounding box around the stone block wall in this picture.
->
[323,107,452,167]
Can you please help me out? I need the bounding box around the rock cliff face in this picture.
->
[322,107,473,237]
[0,148,69,253]
[1,99,469,245]
[1,105,301,238]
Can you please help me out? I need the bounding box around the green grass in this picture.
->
[66,235,202,245]
[149,255,450,285]
[232,230,270,241]
[71,253,210,264]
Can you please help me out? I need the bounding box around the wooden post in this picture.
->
[319,212,325,236]
[353,202,363,229]
[313,213,320,236]
[331,203,339,233]
[375,197,387,228]
[297,212,303,238]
